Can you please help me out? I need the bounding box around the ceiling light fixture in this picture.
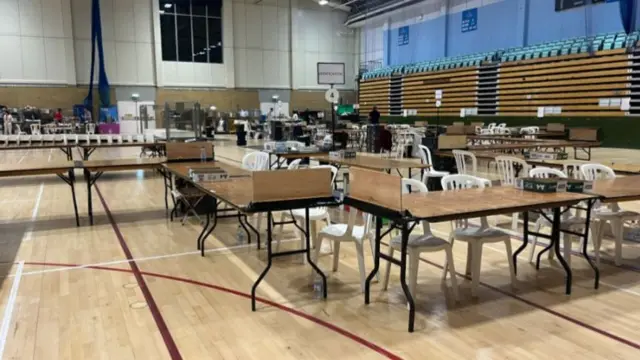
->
[319,0,328,5]
[164,3,172,8]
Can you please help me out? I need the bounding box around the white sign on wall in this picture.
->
[317,62,345,85]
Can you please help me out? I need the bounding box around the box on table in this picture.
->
[446,125,466,135]
[188,167,229,182]
[329,150,356,160]
[524,151,569,160]
[438,135,467,150]
[546,123,565,132]
[515,177,593,193]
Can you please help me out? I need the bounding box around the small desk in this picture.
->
[79,142,168,160]
[468,140,601,160]
[163,163,339,311]
[82,158,167,225]
[346,186,597,333]
[0,162,79,226]
[313,155,429,178]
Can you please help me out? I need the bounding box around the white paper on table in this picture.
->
[537,107,545,118]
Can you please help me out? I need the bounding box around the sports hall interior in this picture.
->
[1,0,640,359]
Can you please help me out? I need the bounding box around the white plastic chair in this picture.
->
[382,178,459,302]
[417,144,449,184]
[527,167,587,266]
[242,152,271,234]
[0,135,7,146]
[441,174,516,297]
[452,150,477,175]
[126,135,133,143]
[136,134,145,142]
[87,123,96,135]
[581,164,640,266]
[496,156,529,231]
[276,165,338,261]
[116,135,123,144]
[313,208,375,291]
[30,123,41,135]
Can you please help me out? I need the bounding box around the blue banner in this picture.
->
[398,26,409,46]
[461,8,478,33]
[619,0,638,34]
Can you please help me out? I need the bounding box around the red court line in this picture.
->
[22,261,403,360]
[94,185,183,360]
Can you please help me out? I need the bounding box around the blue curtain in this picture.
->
[619,0,638,34]
[84,0,110,110]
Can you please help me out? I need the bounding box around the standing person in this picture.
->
[369,105,380,125]
[3,108,13,135]
[54,108,63,122]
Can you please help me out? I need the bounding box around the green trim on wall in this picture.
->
[381,116,639,149]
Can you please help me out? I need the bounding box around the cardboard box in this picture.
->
[567,180,594,193]
[524,151,569,160]
[547,123,565,132]
[189,167,229,182]
[515,177,567,193]
[446,125,466,135]
[438,135,467,150]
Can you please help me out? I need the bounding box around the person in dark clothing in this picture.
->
[369,106,380,125]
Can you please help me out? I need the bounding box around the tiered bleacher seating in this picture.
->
[359,31,640,117]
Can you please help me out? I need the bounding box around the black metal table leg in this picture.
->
[84,169,93,225]
[197,212,211,250]
[68,169,79,227]
[200,201,218,256]
[513,211,529,275]
[305,207,327,299]
[252,211,274,311]
[238,212,251,244]
[364,216,382,304]
[552,207,572,295]
[581,199,599,289]
[162,169,169,211]
[243,214,260,249]
[399,222,416,332]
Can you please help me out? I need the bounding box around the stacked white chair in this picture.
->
[0,135,7,146]
[442,174,516,297]
[30,123,41,135]
[276,165,337,262]
[126,135,133,143]
[19,134,31,145]
[87,123,96,135]
[581,164,640,266]
[136,134,145,142]
[116,135,123,144]
[527,167,587,266]
[382,178,459,302]
[495,156,529,231]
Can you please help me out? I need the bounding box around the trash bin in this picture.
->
[236,123,247,146]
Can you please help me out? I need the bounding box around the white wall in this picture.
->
[232,0,290,89]
[72,0,155,86]
[0,0,76,85]
[359,23,385,69]
[291,0,356,90]
[154,0,235,88]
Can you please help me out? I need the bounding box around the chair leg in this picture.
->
[382,246,394,291]
[593,220,605,267]
[511,213,518,231]
[504,238,517,289]
[408,249,419,302]
[443,246,459,302]
[275,212,287,253]
[332,241,341,272]
[465,242,473,276]
[563,234,572,268]
[528,219,543,263]
[471,243,483,297]
[612,219,623,266]
[355,242,366,292]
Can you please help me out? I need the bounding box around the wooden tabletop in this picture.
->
[589,175,640,203]
[79,142,166,148]
[469,141,600,151]
[269,151,329,159]
[313,155,429,170]
[401,186,597,222]
[163,161,253,210]
[0,144,72,150]
[83,158,167,172]
[0,162,74,177]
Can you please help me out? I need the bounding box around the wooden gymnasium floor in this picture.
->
[1,137,640,359]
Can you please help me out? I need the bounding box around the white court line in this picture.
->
[23,150,52,242]
[429,227,640,297]
[0,261,24,359]
[22,183,44,243]
[16,238,300,277]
